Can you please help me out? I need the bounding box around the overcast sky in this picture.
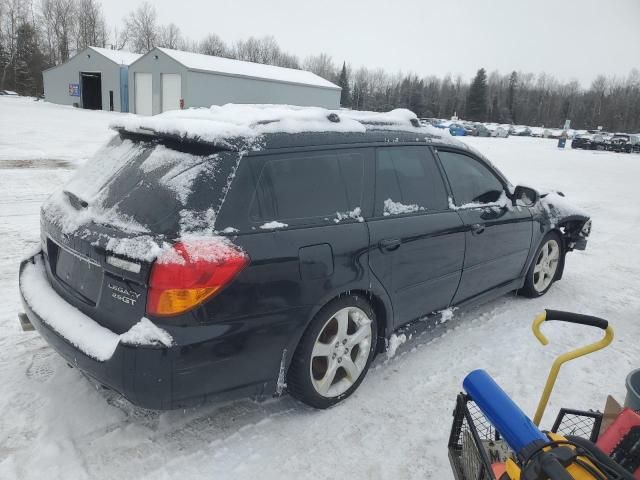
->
[102,0,640,86]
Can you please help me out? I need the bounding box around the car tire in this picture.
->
[287,295,377,409]
[520,232,563,298]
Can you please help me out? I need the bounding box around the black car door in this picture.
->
[366,145,466,328]
[435,148,533,303]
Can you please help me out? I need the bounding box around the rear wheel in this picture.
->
[521,232,562,298]
[287,296,377,409]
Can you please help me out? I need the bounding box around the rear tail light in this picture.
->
[146,239,249,317]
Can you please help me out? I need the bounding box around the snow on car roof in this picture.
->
[154,47,340,90]
[89,46,141,65]
[112,104,459,149]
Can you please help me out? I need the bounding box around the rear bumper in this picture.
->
[19,253,304,410]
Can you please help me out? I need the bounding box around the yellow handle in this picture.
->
[532,312,614,426]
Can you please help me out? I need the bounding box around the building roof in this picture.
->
[89,46,142,65]
[152,47,340,90]
[42,46,142,73]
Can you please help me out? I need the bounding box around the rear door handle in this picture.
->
[379,238,401,251]
[471,224,485,235]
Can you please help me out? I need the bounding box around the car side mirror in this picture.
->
[512,185,539,207]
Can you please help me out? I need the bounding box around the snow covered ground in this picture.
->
[0,99,639,479]
[0,97,122,162]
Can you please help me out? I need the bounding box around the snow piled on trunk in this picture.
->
[120,318,173,347]
[20,257,173,361]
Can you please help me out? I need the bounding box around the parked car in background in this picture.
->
[486,124,509,138]
[17,106,591,410]
[529,127,545,138]
[448,123,466,136]
[548,129,565,139]
[0,90,19,96]
[607,134,640,153]
[590,133,609,150]
[571,134,593,149]
[462,123,476,135]
[511,125,532,136]
[471,124,491,137]
[419,118,439,126]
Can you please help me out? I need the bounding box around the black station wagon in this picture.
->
[19,107,591,409]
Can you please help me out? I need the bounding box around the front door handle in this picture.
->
[471,224,485,235]
[379,238,401,251]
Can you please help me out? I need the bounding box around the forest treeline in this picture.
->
[2,0,639,131]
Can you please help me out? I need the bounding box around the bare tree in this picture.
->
[232,35,299,68]
[177,37,199,53]
[1,0,27,87]
[49,0,75,61]
[109,25,126,50]
[156,22,180,49]
[302,53,335,80]
[76,0,107,49]
[198,32,228,57]
[123,1,157,53]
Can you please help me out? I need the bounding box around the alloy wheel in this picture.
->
[533,239,560,292]
[310,307,373,398]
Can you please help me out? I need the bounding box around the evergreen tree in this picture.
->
[466,68,488,121]
[507,71,518,122]
[14,23,44,96]
[338,62,351,108]
[490,95,500,122]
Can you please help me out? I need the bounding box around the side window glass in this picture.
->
[249,150,364,225]
[374,146,448,217]
[438,151,505,206]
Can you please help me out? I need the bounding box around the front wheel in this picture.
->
[287,296,377,409]
[520,232,563,298]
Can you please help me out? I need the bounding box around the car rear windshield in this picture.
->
[62,134,239,236]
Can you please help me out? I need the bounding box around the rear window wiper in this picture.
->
[63,190,88,210]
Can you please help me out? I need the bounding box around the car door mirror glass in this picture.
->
[513,185,539,207]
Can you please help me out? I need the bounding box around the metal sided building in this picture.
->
[42,46,141,112]
[128,47,341,115]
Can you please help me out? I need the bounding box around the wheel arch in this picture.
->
[282,287,393,376]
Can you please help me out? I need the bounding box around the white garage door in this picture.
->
[161,74,181,113]
[134,73,152,116]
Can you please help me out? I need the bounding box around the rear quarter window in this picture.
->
[247,149,366,228]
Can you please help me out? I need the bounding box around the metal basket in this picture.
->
[448,394,604,480]
[551,408,603,443]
